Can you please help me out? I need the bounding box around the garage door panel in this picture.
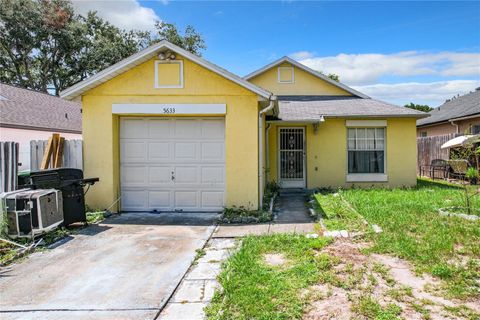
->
[201,191,224,209]
[174,119,200,138]
[174,142,198,160]
[148,191,171,209]
[174,191,198,208]
[148,142,171,160]
[121,119,147,139]
[201,142,225,161]
[148,166,172,184]
[174,166,198,184]
[121,166,147,185]
[148,119,171,138]
[121,117,225,212]
[122,190,148,210]
[121,141,147,162]
[201,119,225,139]
[201,167,224,184]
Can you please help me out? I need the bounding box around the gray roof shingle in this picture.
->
[417,89,480,127]
[274,96,428,121]
[0,83,81,133]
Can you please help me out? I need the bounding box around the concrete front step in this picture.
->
[279,188,307,195]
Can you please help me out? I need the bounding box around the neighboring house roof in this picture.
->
[0,83,81,133]
[272,96,428,121]
[417,89,480,127]
[244,56,370,99]
[60,40,273,100]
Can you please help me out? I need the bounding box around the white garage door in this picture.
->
[120,117,225,212]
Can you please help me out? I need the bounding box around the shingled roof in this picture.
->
[417,89,480,127]
[272,96,428,121]
[0,83,81,133]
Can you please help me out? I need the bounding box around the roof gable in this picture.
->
[245,56,369,98]
[60,40,272,100]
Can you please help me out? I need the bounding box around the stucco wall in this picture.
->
[81,55,260,211]
[249,62,353,96]
[417,117,480,137]
[267,118,418,188]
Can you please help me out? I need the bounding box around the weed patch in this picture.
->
[205,234,332,319]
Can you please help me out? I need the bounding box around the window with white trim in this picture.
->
[471,124,480,134]
[347,128,385,174]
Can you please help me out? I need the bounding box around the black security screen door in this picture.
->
[279,128,305,188]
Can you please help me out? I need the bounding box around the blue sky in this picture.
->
[73,1,480,107]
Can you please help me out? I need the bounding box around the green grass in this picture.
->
[339,178,480,300]
[205,234,333,320]
[314,191,368,232]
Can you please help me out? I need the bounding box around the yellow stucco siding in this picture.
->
[81,56,260,211]
[267,118,418,188]
[249,62,353,96]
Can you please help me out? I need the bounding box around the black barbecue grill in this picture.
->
[28,168,99,226]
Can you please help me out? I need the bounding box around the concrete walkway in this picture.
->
[213,191,315,238]
[0,212,217,320]
[275,191,312,223]
[158,238,237,320]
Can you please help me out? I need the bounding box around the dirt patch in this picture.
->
[303,284,352,320]
[322,239,370,264]
[303,239,479,319]
[264,253,288,267]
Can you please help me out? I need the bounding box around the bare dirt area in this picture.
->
[303,239,479,320]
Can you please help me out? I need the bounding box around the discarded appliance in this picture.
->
[28,168,99,226]
[0,189,63,238]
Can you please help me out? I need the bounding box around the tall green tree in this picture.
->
[150,22,206,56]
[0,0,205,95]
[404,102,433,112]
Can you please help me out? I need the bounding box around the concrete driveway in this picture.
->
[0,212,217,320]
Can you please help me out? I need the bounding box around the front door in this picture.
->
[278,128,306,188]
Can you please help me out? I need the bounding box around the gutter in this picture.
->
[258,96,276,209]
[0,123,82,134]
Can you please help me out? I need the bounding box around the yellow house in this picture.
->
[61,41,427,212]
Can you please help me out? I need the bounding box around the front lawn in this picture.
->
[205,234,333,319]
[316,178,480,300]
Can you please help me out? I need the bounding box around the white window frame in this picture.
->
[154,60,184,89]
[277,66,294,84]
[346,126,387,182]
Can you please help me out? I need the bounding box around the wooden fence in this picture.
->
[417,133,456,175]
[30,140,83,171]
[0,142,19,193]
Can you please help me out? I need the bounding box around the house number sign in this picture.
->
[112,104,226,115]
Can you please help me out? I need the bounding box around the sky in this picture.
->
[72,0,480,107]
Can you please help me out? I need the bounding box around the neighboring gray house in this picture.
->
[0,83,82,170]
[417,88,480,137]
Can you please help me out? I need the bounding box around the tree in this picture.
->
[0,0,205,95]
[326,73,340,82]
[150,22,206,56]
[404,102,433,112]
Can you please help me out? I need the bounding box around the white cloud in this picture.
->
[290,51,315,60]
[72,0,160,31]
[294,51,480,85]
[353,80,480,107]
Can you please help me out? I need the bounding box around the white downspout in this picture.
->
[450,120,459,134]
[259,97,276,209]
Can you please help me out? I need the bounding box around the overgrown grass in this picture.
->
[205,234,333,319]
[220,206,273,224]
[340,178,480,300]
[314,190,367,232]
